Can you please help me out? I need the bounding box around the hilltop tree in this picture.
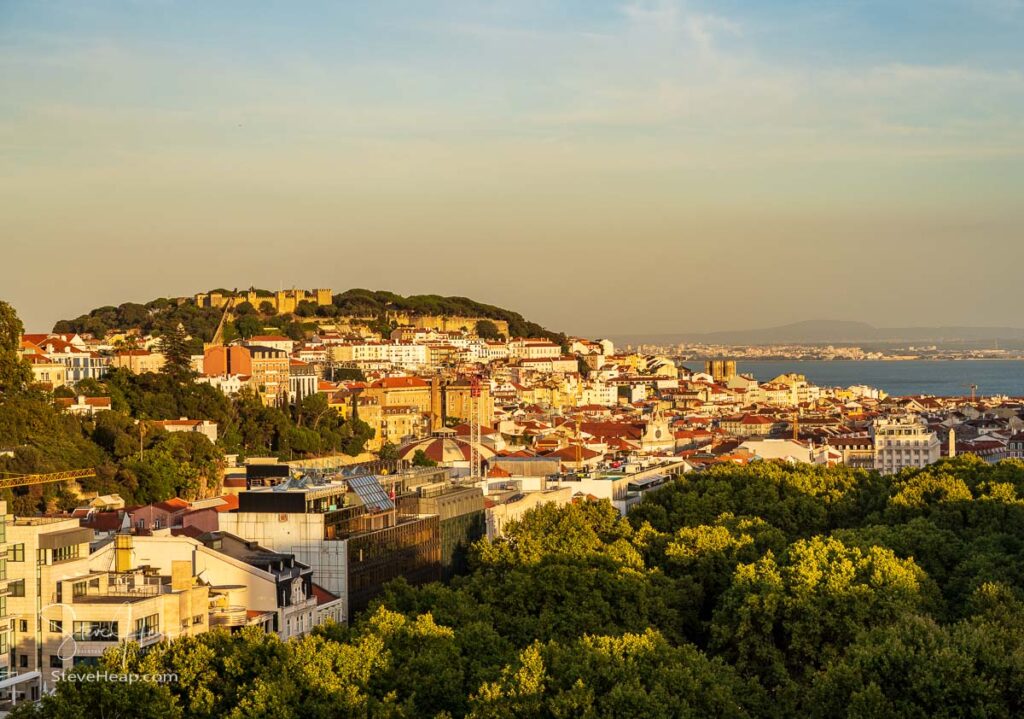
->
[159,324,194,380]
[475,320,502,341]
[235,315,263,339]
[0,300,33,397]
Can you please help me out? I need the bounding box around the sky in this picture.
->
[2,0,1023,336]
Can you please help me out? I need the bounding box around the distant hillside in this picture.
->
[612,320,1024,347]
[51,288,564,345]
[328,289,559,340]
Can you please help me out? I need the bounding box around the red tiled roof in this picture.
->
[214,495,239,512]
[154,498,189,512]
[544,446,601,461]
[312,583,340,606]
[82,511,124,532]
[372,376,428,389]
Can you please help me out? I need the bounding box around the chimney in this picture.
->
[115,533,133,573]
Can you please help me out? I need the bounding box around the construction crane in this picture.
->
[468,379,483,487]
[574,376,584,472]
[0,468,95,491]
[963,384,978,403]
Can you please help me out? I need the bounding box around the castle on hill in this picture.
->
[193,288,333,314]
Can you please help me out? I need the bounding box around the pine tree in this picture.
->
[158,323,193,380]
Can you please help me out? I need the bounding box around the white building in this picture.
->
[150,418,219,443]
[245,335,295,354]
[508,339,561,361]
[329,343,428,368]
[871,415,941,474]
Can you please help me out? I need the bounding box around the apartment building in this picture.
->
[23,355,67,389]
[364,376,432,414]
[219,476,441,622]
[109,349,166,374]
[508,339,561,361]
[204,345,289,405]
[289,359,318,402]
[88,533,325,640]
[871,415,941,474]
[0,503,12,694]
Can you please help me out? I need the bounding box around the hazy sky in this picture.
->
[2,1,1023,336]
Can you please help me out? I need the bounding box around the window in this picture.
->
[0,559,6,580]
[19,655,28,668]
[49,620,63,634]
[49,655,63,668]
[52,545,80,563]
[192,615,203,625]
[134,615,159,640]
[72,581,87,598]
[8,580,24,597]
[10,544,24,562]
[19,620,27,633]
[73,621,118,642]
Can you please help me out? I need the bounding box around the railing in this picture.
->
[209,606,247,628]
[74,584,160,601]
[73,632,120,643]
[126,629,163,645]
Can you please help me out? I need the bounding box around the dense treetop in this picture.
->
[2,298,374,513]
[50,288,563,344]
[16,456,1024,718]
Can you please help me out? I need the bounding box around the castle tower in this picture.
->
[948,428,956,458]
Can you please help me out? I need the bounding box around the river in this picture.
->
[677,360,1024,397]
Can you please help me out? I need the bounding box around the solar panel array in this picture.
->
[347,475,394,512]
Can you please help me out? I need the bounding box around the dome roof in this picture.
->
[398,436,497,464]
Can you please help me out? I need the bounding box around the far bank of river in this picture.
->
[676,359,1024,397]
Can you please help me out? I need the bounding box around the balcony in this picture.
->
[209,606,247,629]
[126,629,164,647]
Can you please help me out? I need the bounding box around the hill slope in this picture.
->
[51,288,564,344]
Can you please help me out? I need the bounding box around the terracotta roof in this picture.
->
[544,445,602,461]
[214,494,239,512]
[154,498,189,512]
[81,510,124,532]
[312,583,340,606]
[372,376,428,389]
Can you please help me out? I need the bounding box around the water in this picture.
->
[679,360,1024,397]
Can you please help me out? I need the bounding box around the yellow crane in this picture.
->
[574,376,585,472]
[0,468,95,491]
